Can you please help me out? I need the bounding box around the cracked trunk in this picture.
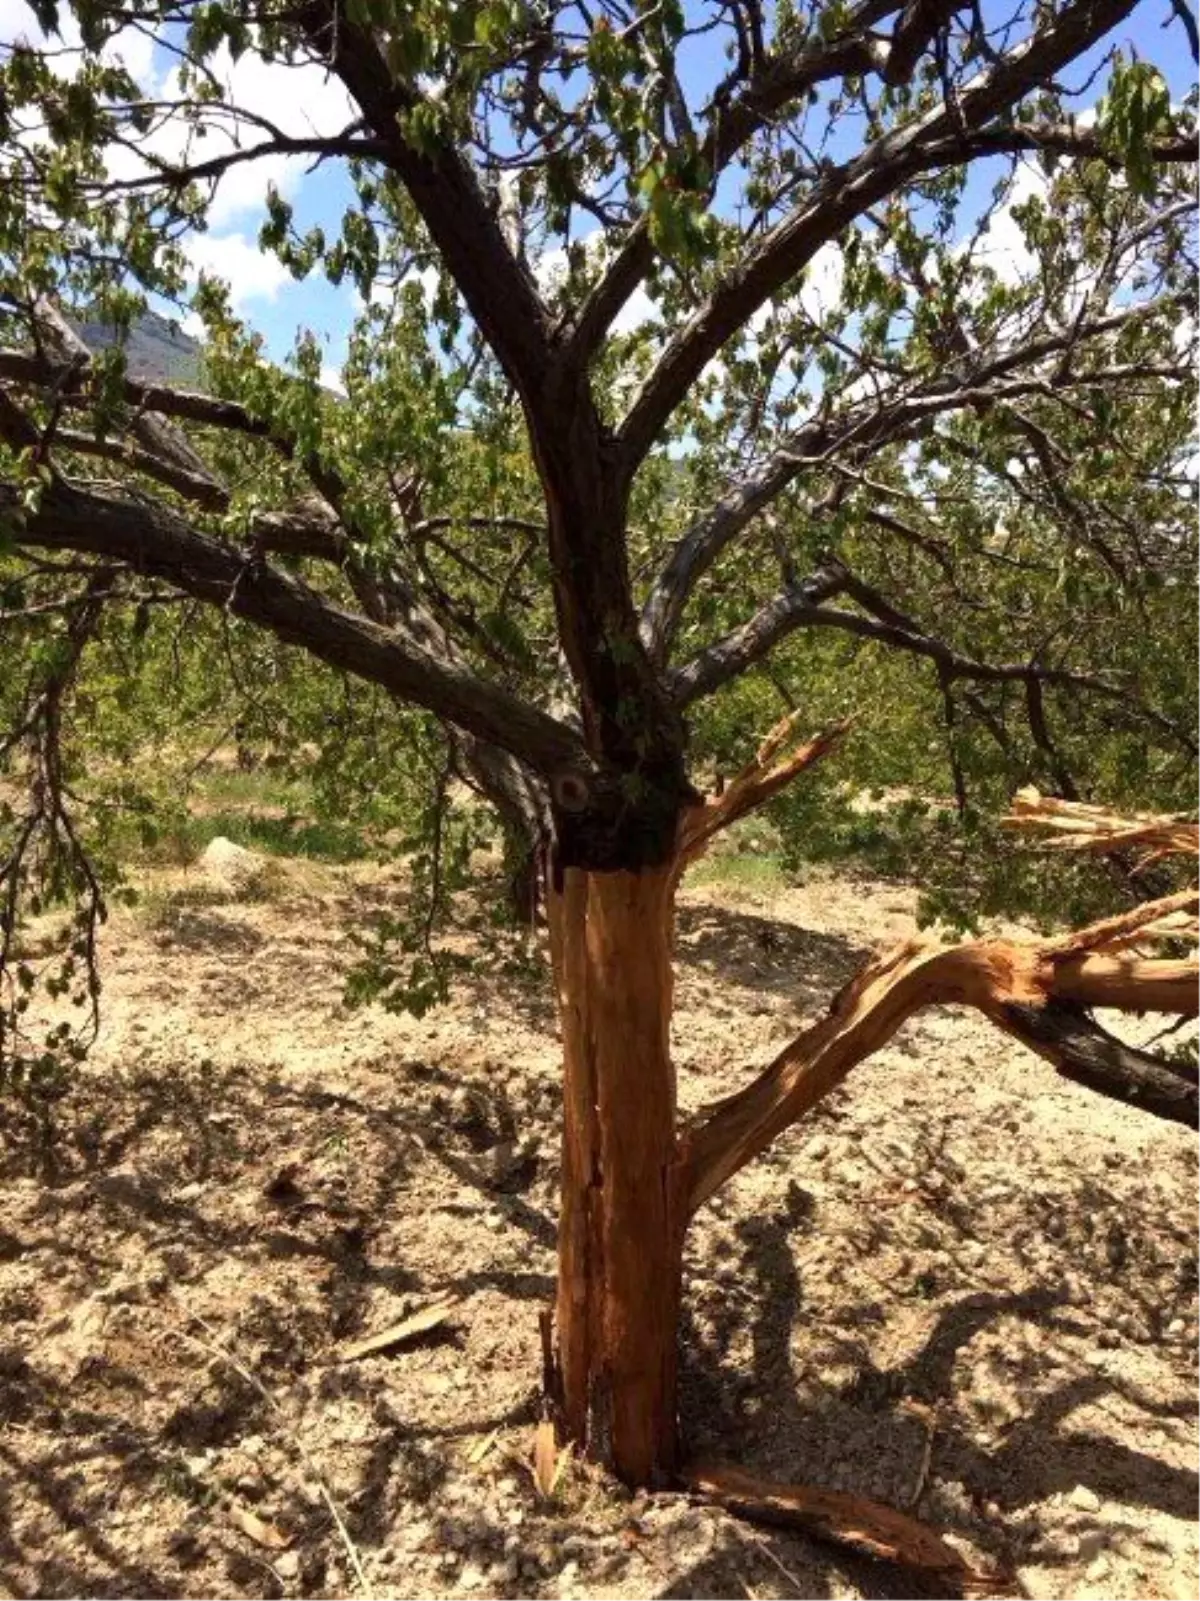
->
[546,860,686,1486]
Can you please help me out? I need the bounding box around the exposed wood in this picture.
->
[1003,787,1199,860]
[339,1297,460,1361]
[684,893,1199,1214]
[678,714,850,867]
[684,1461,1012,1599]
[227,1504,292,1552]
[548,863,686,1486]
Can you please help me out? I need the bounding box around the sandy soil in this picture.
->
[1,857,1196,1601]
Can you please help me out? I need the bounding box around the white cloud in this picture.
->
[104,45,356,228]
[319,362,346,396]
[186,232,291,307]
[1,2,157,86]
[198,45,357,225]
[535,235,660,336]
[798,241,845,322]
[3,11,356,231]
[0,0,75,47]
[975,160,1050,284]
[611,283,656,335]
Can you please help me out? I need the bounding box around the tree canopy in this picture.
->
[1,1,1197,1073]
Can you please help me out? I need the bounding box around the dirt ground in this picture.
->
[1,852,1196,1601]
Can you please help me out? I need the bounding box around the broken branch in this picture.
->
[678,715,850,867]
[1003,787,1199,860]
[684,891,1199,1213]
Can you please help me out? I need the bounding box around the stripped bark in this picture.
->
[684,1460,1012,1599]
[1003,786,1200,861]
[547,862,687,1486]
[683,893,1199,1215]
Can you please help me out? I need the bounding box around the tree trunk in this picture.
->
[546,859,686,1486]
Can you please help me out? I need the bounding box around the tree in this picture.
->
[1,0,1197,1503]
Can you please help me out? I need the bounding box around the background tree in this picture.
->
[1,0,1196,1496]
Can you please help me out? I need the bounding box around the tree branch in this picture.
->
[4,477,586,781]
[617,0,1151,465]
[564,1,900,360]
[677,712,851,867]
[640,297,1182,661]
[683,890,1199,1215]
[297,1,556,410]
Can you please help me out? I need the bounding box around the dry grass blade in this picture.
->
[1003,787,1199,858]
[339,1295,461,1361]
[228,1504,291,1552]
[467,1427,500,1466]
[685,1461,1015,1599]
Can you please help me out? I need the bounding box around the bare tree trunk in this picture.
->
[546,861,686,1486]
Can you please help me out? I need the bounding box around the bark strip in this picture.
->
[684,1461,1013,1599]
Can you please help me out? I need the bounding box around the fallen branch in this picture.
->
[684,1461,1013,1599]
[1003,787,1199,863]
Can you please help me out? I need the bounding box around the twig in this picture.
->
[901,1401,939,1510]
[735,1518,810,1594]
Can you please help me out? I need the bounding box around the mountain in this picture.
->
[75,308,203,386]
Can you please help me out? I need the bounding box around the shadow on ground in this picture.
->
[1,888,1195,1601]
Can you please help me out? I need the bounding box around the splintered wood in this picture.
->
[684,824,1199,1212]
[678,712,851,867]
[1003,786,1199,865]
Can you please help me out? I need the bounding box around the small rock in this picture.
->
[457,1563,486,1590]
[803,1137,830,1161]
[1070,1485,1101,1513]
[199,835,274,896]
[1086,1555,1111,1582]
[275,1551,300,1581]
[1167,1317,1186,1336]
[559,1560,580,1587]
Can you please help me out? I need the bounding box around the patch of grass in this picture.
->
[689,850,787,891]
[191,764,312,812]
[181,810,371,863]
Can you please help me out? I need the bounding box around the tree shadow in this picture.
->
[675,900,865,1007]
[148,906,269,955]
[680,1179,1198,1598]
